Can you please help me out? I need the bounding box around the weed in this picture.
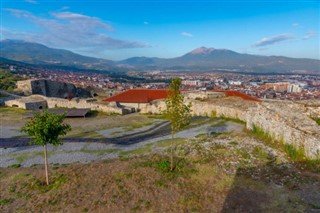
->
[228,141,238,146]
[252,146,269,160]
[220,116,246,124]
[154,180,167,188]
[311,117,320,125]
[0,198,13,206]
[210,110,217,118]
[15,192,31,199]
[82,207,89,212]
[156,160,171,172]
[284,144,305,161]
[8,164,21,168]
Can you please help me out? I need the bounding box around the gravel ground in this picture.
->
[0,127,25,138]
[96,119,164,137]
[0,120,245,167]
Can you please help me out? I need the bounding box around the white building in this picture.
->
[287,84,302,93]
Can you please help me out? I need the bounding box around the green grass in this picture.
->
[250,124,320,172]
[155,138,188,147]
[0,198,14,206]
[119,144,153,157]
[79,148,119,156]
[283,144,305,161]
[7,151,44,164]
[0,106,29,114]
[311,117,320,125]
[8,164,21,168]
[220,116,246,124]
[134,155,194,178]
[146,114,167,120]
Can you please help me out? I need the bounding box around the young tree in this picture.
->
[21,110,71,185]
[163,78,192,171]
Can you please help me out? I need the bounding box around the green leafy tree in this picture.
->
[163,78,192,171]
[21,110,71,185]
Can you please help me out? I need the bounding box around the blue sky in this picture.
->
[1,0,319,60]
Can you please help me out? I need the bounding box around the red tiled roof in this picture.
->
[105,89,169,103]
[212,90,261,102]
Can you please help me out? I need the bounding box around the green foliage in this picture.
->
[311,117,320,125]
[163,78,192,135]
[0,69,23,92]
[21,110,71,146]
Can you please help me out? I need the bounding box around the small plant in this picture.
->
[163,78,192,171]
[21,110,71,185]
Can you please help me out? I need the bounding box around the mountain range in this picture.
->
[1,39,319,73]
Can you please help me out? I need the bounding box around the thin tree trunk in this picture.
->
[171,132,174,171]
[44,144,49,185]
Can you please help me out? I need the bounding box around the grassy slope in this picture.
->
[1,130,319,212]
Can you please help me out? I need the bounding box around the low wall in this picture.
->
[30,95,125,114]
[140,98,320,159]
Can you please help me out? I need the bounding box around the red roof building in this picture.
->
[104,89,260,104]
[212,90,261,102]
[105,89,169,103]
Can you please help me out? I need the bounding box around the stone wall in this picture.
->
[4,98,47,110]
[16,79,92,98]
[29,95,126,114]
[140,97,320,159]
[184,91,225,100]
[246,103,320,158]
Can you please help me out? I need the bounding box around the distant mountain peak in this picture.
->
[190,47,215,54]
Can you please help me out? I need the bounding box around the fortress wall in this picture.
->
[16,80,33,96]
[140,99,320,159]
[30,95,124,114]
[246,104,320,159]
[16,79,91,98]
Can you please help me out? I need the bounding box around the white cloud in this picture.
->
[181,32,193,37]
[3,9,149,50]
[303,31,317,40]
[252,34,293,47]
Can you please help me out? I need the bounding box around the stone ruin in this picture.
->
[16,79,92,99]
